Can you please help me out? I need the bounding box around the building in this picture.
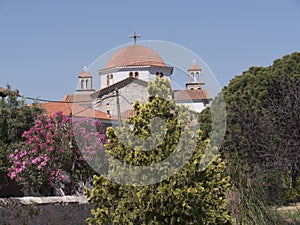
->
[43,35,212,125]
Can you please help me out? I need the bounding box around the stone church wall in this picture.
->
[0,196,92,225]
[95,80,148,117]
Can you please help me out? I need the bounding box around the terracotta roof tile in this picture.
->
[188,63,201,71]
[42,102,117,121]
[106,45,166,68]
[78,71,92,78]
[173,89,212,102]
[63,93,93,105]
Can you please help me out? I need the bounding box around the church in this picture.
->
[43,34,212,125]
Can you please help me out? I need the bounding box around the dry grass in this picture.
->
[276,203,300,225]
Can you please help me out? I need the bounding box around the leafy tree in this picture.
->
[198,52,300,223]
[0,85,44,174]
[7,111,106,195]
[86,78,232,224]
[223,52,300,204]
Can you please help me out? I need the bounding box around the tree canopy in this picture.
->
[198,52,300,224]
[0,86,44,174]
[87,77,232,225]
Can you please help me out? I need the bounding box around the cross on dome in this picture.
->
[129,32,141,45]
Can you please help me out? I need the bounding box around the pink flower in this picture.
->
[32,157,41,164]
[8,172,16,179]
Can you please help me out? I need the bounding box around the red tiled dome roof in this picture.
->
[106,45,166,68]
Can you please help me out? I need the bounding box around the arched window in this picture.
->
[156,72,159,76]
[129,72,133,77]
[134,72,139,77]
[190,72,196,82]
[85,79,89,89]
[159,72,164,77]
[81,80,85,89]
[196,72,199,82]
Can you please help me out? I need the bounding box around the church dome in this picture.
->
[106,45,166,68]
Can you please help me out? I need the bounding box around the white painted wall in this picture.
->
[99,67,172,89]
[176,102,206,113]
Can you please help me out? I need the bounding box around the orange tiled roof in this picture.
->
[42,102,117,121]
[63,93,92,104]
[78,71,92,78]
[106,45,166,68]
[173,89,212,102]
[188,63,201,71]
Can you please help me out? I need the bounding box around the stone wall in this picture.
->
[0,196,92,225]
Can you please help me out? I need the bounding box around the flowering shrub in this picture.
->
[7,111,106,195]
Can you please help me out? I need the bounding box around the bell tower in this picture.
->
[76,66,95,93]
[186,60,204,90]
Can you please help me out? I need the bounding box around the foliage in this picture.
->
[86,78,232,224]
[198,107,211,141]
[7,111,106,195]
[222,52,300,204]
[0,85,44,174]
[198,52,300,223]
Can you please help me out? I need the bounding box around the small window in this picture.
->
[135,72,139,77]
[129,72,133,77]
[106,75,110,86]
[156,72,159,76]
[159,72,164,77]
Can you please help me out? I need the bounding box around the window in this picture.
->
[81,80,85,89]
[190,72,196,82]
[129,72,133,77]
[85,79,89,89]
[106,75,110,86]
[196,72,199,82]
[156,72,163,77]
[135,72,139,77]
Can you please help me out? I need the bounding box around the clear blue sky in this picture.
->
[0,0,299,100]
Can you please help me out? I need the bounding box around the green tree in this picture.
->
[198,52,300,224]
[222,53,300,204]
[0,85,44,174]
[86,78,232,224]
